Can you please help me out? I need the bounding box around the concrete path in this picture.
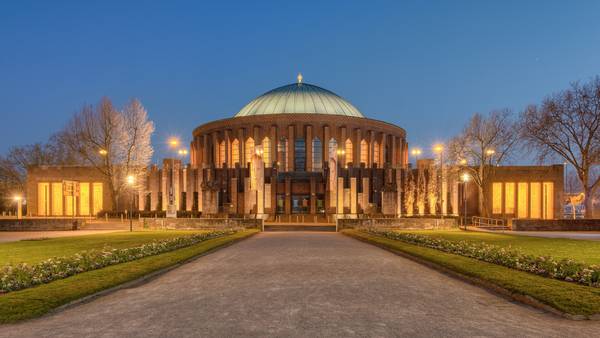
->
[2,232,599,337]
[0,230,124,243]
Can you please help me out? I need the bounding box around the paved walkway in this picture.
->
[2,232,599,337]
[0,230,124,243]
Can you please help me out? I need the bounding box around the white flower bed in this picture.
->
[362,228,600,287]
[0,229,238,293]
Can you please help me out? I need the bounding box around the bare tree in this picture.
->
[521,76,600,218]
[448,109,520,217]
[59,97,154,210]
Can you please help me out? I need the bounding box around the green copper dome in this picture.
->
[234,78,364,118]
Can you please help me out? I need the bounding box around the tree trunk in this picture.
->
[477,184,487,217]
[584,185,594,218]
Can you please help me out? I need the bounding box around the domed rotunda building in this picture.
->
[188,75,408,218]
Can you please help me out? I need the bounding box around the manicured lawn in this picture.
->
[343,229,600,318]
[0,229,258,323]
[399,230,600,265]
[0,231,213,266]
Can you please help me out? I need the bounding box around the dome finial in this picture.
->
[297,72,303,84]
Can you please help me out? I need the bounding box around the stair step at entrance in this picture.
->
[263,224,336,232]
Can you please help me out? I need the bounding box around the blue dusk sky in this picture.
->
[1,0,599,162]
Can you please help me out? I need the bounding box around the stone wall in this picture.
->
[142,217,262,230]
[0,218,84,231]
[337,217,457,230]
[511,219,600,231]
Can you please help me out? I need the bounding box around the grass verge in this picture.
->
[0,230,215,266]
[399,229,600,265]
[343,229,600,319]
[0,229,258,324]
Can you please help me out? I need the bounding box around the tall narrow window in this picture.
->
[92,182,103,215]
[492,182,502,214]
[345,139,353,166]
[278,137,288,171]
[543,182,554,219]
[504,182,515,214]
[530,182,541,219]
[218,141,226,168]
[312,137,322,171]
[262,137,271,166]
[328,138,338,162]
[80,182,90,216]
[373,141,380,167]
[37,182,49,216]
[294,138,306,171]
[245,138,255,167]
[231,139,240,165]
[517,182,528,218]
[360,139,368,165]
[51,182,63,216]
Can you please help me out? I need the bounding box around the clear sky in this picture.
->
[1,0,599,163]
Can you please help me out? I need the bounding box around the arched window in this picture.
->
[262,137,271,166]
[218,141,226,168]
[312,137,322,171]
[295,138,306,171]
[345,139,353,166]
[231,139,240,165]
[278,137,288,171]
[328,138,338,162]
[360,139,368,165]
[245,138,255,166]
[373,141,380,167]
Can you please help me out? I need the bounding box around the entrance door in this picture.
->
[291,195,309,214]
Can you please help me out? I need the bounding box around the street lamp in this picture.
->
[99,149,108,156]
[485,149,495,165]
[433,144,444,216]
[461,173,470,230]
[13,195,23,220]
[168,137,180,149]
[177,148,189,156]
[411,148,422,167]
[126,175,135,232]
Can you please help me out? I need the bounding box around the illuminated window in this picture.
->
[80,182,90,216]
[277,137,288,171]
[37,182,49,216]
[360,139,368,165]
[245,138,255,167]
[294,138,306,171]
[373,141,380,167]
[262,137,271,165]
[328,138,338,161]
[51,182,63,216]
[492,182,502,214]
[231,139,240,165]
[543,182,554,219]
[517,182,528,218]
[92,182,103,215]
[345,139,353,165]
[530,182,541,219]
[504,182,515,214]
[312,137,322,171]
[218,141,225,168]
[65,194,74,216]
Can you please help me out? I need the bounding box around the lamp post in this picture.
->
[14,195,23,220]
[411,148,422,167]
[486,149,496,165]
[335,148,345,218]
[461,173,470,230]
[433,144,444,217]
[126,175,135,232]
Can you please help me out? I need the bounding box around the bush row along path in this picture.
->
[2,232,600,337]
